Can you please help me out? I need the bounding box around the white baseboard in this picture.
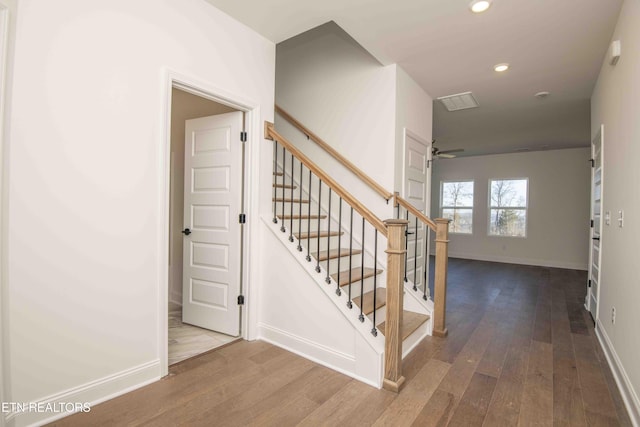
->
[258,323,380,389]
[5,360,161,427]
[446,251,588,271]
[595,320,640,426]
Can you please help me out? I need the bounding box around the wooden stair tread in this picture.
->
[378,311,430,340]
[312,248,363,261]
[294,230,343,240]
[352,289,387,315]
[273,183,297,189]
[280,214,327,220]
[273,197,310,203]
[332,267,382,286]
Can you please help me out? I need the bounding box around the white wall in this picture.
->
[431,148,591,269]
[591,0,640,422]
[169,88,235,305]
[4,0,274,424]
[394,65,433,204]
[258,220,383,387]
[275,21,396,219]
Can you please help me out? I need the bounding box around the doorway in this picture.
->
[587,125,603,321]
[0,2,11,417]
[402,129,432,296]
[167,88,243,366]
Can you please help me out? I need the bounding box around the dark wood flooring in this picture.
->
[51,258,632,426]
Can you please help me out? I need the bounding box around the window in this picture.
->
[489,179,528,237]
[441,181,474,234]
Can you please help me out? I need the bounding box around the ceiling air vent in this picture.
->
[437,91,479,112]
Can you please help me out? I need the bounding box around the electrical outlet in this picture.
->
[618,210,624,228]
[605,211,611,226]
[612,307,616,324]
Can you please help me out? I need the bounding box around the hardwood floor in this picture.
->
[52,259,632,426]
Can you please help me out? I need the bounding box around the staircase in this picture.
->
[261,113,450,391]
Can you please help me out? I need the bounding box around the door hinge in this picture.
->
[588,279,592,288]
[239,213,246,224]
[590,219,594,228]
[237,295,245,305]
[240,131,247,142]
[589,158,595,167]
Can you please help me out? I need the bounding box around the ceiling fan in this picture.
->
[432,140,464,159]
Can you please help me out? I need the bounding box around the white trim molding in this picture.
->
[258,323,382,389]
[0,3,14,426]
[596,320,640,426]
[158,68,261,376]
[5,360,160,427]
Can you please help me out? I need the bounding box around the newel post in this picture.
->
[383,218,409,393]
[433,218,451,338]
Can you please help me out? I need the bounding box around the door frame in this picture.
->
[586,124,604,321]
[0,3,13,425]
[159,69,260,376]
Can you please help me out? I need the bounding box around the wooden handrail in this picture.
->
[265,122,388,237]
[275,105,395,202]
[393,193,437,231]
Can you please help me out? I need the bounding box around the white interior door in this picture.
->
[403,130,431,292]
[587,125,603,321]
[182,112,243,336]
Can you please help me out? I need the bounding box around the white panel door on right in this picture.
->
[403,130,431,291]
[182,112,243,337]
[587,125,603,322]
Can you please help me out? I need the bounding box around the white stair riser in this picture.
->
[401,315,432,359]
[315,254,363,275]
[296,235,344,252]
[369,304,387,327]
[274,216,323,231]
[341,276,382,296]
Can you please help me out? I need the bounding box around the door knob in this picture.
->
[182,228,191,236]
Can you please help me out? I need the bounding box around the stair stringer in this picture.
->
[259,216,385,388]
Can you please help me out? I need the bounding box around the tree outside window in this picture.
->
[441,181,474,234]
[489,179,528,237]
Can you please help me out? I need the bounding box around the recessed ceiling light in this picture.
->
[470,0,492,13]
[535,91,550,98]
[494,63,509,72]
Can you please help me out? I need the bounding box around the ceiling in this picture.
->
[206,0,623,157]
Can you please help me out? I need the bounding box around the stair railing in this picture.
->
[266,122,411,391]
[275,105,394,202]
[274,109,450,332]
[394,193,450,338]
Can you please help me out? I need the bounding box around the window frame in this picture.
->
[487,177,529,238]
[440,180,474,235]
